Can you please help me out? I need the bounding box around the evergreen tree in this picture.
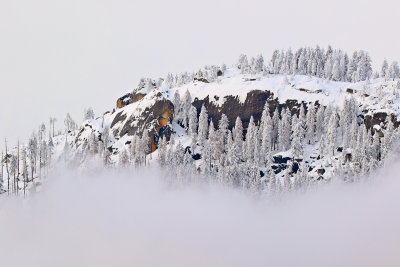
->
[381,59,389,78]
[188,106,198,150]
[261,110,273,162]
[141,129,151,166]
[119,148,130,167]
[278,108,291,151]
[218,114,229,152]
[253,54,264,73]
[245,116,256,161]
[157,137,167,167]
[89,133,99,155]
[232,117,243,160]
[173,90,182,123]
[237,54,249,74]
[315,105,325,139]
[306,103,316,144]
[272,108,280,150]
[387,61,400,80]
[197,105,209,147]
[208,121,219,167]
[249,164,262,193]
[326,112,338,156]
[84,107,95,121]
[291,119,304,159]
[182,90,192,128]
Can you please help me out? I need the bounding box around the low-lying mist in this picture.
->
[1,162,400,267]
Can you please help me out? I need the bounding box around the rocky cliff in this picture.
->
[67,67,400,178]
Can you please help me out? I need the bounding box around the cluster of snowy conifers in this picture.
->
[149,93,397,195]
[3,94,396,197]
[266,46,399,82]
[81,86,391,197]
[136,46,400,93]
[3,46,400,197]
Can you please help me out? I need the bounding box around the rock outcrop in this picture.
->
[111,91,174,152]
[192,89,317,131]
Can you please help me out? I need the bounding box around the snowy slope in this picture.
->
[3,64,400,195]
[167,67,399,114]
[56,66,400,165]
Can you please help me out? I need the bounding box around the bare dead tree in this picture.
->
[5,139,10,195]
[50,117,57,137]
[22,148,27,197]
[0,151,3,190]
[16,140,19,195]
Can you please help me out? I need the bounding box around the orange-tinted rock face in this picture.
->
[111,94,174,153]
[158,109,173,128]
[117,99,123,109]
[132,93,145,103]
[116,93,133,109]
[116,92,147,109]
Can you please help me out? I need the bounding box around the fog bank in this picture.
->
[0,165,400,266]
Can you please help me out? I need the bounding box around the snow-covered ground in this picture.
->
[166,67,399,113]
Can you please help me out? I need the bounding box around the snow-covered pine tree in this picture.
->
[386,61,400,80]
[253,127,260,165]
[249,164,262,193]
[253,54,264,73]
[181,90,192,129]
[315,105,325,139]
[188,106,198,150]
[381,59,389,78]
[306,103,316,144]
[157,137,167,167]
[218,114,229,155]
[298,104,306,137]
[232,116,243,161]
[197,105,209,147]
[237,54,249,74]
[261,105,273,163]
[381,117,394,161]
[103,149,112,167]
[283,164,292,193]
[173,90,182,123]
[119,148,129,167]
[208,121,219,171]
[245,116,256,161]
[371,131,381,162]
[326,112,338,156]
[89,133,99,155]
[278,108,291,151]
[291,119,304,159]
[332,59,341,81]
[141,129,151,166]
[84,107,95,121]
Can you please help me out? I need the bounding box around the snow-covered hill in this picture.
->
[62,65,400,183]
[2,49,400,196]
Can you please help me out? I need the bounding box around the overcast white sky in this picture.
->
[1,0,399,148]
